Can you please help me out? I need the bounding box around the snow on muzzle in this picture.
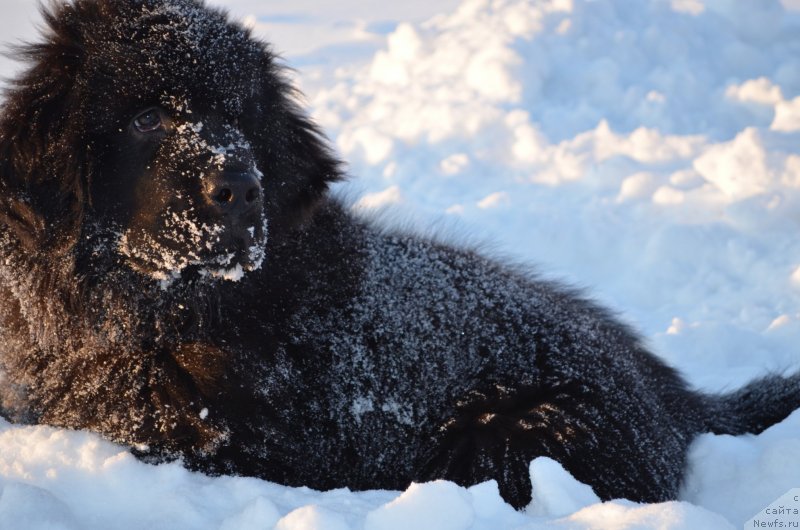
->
[118,114,269,283]
[198,166,268,281]
[117,166,268,285]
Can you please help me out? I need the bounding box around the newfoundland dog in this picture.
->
[0,0,798,509]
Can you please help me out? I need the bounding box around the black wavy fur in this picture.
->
[0,0,797,509]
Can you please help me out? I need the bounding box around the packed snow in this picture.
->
[1,0,800,528]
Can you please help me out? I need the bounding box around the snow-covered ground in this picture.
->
[2,0,800,528]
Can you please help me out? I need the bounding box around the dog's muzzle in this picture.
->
[203,169,263,220]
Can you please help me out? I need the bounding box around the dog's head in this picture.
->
[0,0,341,282]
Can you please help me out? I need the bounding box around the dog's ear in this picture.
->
[0,4,86,255]
[250,55,344,234]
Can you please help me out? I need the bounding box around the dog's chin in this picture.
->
[119,239,266,286]
[118,217,268,286]
[197,242,267,283]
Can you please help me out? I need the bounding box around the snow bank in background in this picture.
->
[313,0,800,392]
[1,0,800,528]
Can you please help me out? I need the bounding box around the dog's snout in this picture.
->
[205,170,262,217]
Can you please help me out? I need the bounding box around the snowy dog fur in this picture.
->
[0,0,798,510]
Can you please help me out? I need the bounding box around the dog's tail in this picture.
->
[703,372,800,435]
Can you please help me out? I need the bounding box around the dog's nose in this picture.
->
[205,170,262,217]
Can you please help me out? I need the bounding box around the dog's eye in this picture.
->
[133,109,163,133]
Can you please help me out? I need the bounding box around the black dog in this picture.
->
[0,0,797,509]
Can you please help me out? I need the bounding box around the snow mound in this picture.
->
[528,457,600,517]
[0,417,751,529]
